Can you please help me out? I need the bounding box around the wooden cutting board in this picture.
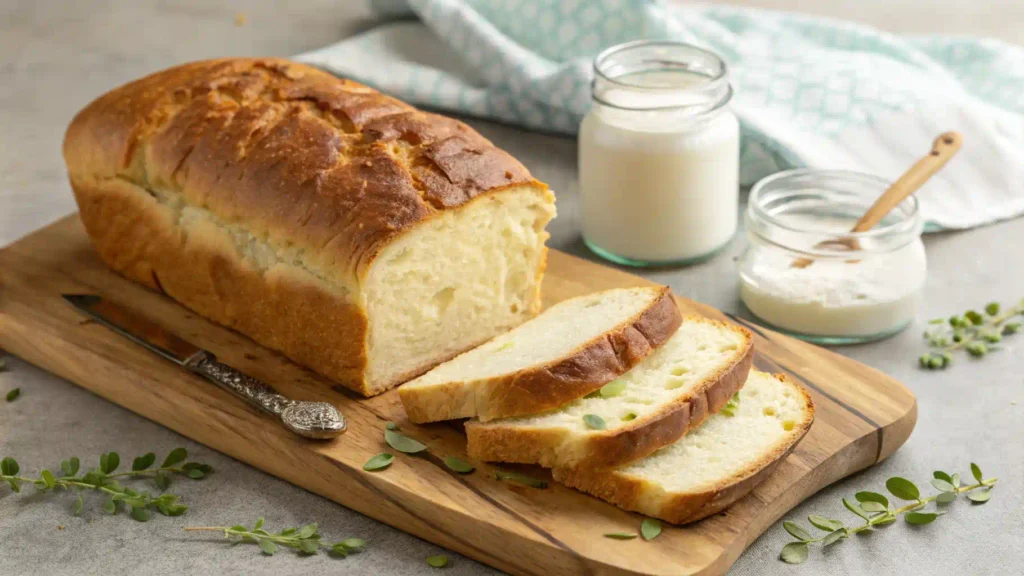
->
[0,215,916,576]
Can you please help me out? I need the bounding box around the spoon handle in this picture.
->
[851,131,962,233]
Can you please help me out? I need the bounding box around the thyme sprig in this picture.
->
[780,463,997,564]
[0,448,211,520]
[920,300,1023,369]
[184,519,366,558]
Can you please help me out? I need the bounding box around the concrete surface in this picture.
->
[1,1,1022,575]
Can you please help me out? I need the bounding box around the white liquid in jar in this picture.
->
[739,214,926,338]
[580,71,740,263]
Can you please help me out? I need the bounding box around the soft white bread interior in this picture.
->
[365,188,554,392]
[465,317,753,468]
[399,286,683,423]
[553,371,814,525]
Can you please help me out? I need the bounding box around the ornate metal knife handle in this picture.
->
[185,351,346,440]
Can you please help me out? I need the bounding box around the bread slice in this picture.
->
[465,317,753,468]
[399,286,682,423]
[554,371,814,525]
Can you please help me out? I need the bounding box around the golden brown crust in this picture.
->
[63,58,546,281]
[465,318,754,468]
[552,374,815,525]
[400,287,683,423]
[63,58,551,395]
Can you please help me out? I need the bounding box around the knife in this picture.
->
[63,294,346,440]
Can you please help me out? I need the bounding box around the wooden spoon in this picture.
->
[791,131,962,268]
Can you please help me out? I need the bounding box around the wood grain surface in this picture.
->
[0,215,917,576]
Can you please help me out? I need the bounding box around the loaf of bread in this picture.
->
[62,58,556,396]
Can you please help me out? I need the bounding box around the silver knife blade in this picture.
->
[62,294,202,365]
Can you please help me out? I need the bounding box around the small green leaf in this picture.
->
[385,428,427,454]
[104,497,117,515]
[843,498,869,520]
[885,477,920,501]
[60,458,80,477]
[426,554,448,568]
[298,523,318,539]
[641,518,662,541]
[6,388,20,402]
[339,538,366,551]
[905,512,940,525]
[40,469,56,489]
[131,506,151,522]
[783,521,812,541]
[807,515,844,532]
[583,414,606,430]
[254,517,265,530]
[72,494,84,516]
[493,470,548,488]
[259,538,277,555]
[780,542,808,564]
[933,471,953,484]
[6,478,20,493]
[99,452,120,474]
[299,539,319,554]
[620,413,637,422]
[936,491,958,504]
[443,456,474,474]
[985,302,1000,316]
[161,503,187,517]
[1,457,19,476]
[161,448,187,468]
[330,543,349,557]
[931,478,956,493]
[154,473,171,491]
[599,380,626,398]
[860,501,887,513]
[965,310,984,325]
[132,453,156,471]
[496,342,514,352]
[822,529,846,546]
[386,422,397,430]
[363,453,394,471]
[230,524,248,533]
[970,463,983,483]
[967,488,992,503]
[855,491,889,508]
[604,532,638,540]
[182,462,212,479]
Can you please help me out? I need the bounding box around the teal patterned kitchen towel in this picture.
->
[297,0,1024,231]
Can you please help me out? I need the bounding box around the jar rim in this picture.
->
[747,169,922,256]
[592,40,732,113]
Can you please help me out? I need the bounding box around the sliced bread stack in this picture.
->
[398,286,814,524]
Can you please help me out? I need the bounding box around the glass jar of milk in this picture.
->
[738,170,927,344]
[580,41,739,267]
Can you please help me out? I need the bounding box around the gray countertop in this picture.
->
[1,1,1022,575]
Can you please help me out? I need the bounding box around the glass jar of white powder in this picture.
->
[738,170,927,344]
[580,41,739,267]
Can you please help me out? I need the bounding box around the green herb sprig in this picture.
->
[920,300,1023,369]
[184,519,365,558]
[0,448,211,520]
[780,463,997,564]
